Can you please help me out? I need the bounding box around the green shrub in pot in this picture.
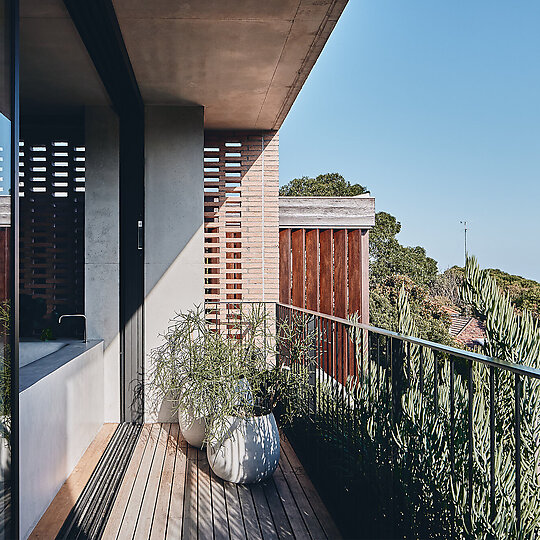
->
[150,303,314,482]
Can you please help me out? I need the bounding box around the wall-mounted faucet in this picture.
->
[58,314,87,343]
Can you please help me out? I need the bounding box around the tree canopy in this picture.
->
[279,173,367,197]
[370,211,438,288]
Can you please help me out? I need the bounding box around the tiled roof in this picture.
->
[449,315,471,337]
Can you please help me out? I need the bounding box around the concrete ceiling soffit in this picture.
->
[112,0,348,130]
[255,0,348,130]
[20,0,110,112]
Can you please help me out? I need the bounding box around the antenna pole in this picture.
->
[460,220,468,265]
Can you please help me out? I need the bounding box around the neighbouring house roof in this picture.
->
[21,0,349,129]
[449,313,486,348]
[279,195,376,229]
[449,314,470,336]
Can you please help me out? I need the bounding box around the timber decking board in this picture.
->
[150,423,179,540]
[101,424,153,538]
[35,424,341,540]
[209,467,230,540]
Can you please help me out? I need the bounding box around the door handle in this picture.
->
[137,220,143,250]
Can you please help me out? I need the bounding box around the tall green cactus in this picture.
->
[462,255,540,367]
[389,274,540,538]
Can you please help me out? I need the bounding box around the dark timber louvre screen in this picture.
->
[19,125,85,337]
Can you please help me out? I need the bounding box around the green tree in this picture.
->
[279,173,367,197]
[370,274,452,344]
[370,211,438,287]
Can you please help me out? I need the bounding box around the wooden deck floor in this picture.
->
[34,423,341,539]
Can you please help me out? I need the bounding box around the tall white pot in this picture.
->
[207,413,280,484]
[178,407,206,449]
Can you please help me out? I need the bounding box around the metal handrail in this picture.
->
[206,299,540,535]
[277,302,540,379]
[205,300,540,379]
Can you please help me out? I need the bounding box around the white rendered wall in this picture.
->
[85,106,121,422]
[19,342,104,539]
[144,106,204,422]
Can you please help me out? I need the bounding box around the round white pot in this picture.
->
[178,408,206,449]
[207,413,280,484]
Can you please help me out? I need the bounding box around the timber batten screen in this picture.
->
[279,227,370,322]
[278,196,374,322]
[204,131,279,321]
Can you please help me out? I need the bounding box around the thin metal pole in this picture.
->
[467,359,473,531]
[489,366,496,538]
[515,373,521,533]
[460,220,468,265]
[450,357,455,535]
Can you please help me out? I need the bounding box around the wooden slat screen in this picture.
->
[305,229,319,312]
[279,229,291,305]
[280,227,370,323]
[333,229,347,318]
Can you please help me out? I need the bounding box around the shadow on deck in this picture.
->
[30,423,341,539]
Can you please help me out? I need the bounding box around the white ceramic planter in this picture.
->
[207,413,280,484]
[178,408,206,449]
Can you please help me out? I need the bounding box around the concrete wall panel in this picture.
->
[144,106,204,422]
[85,106,121,422]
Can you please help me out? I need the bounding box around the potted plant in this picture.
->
[150,305,243,448]
[150,303,314,483]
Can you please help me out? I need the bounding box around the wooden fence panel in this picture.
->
[291,229,305,308]
[348,229,360,316]
[333,230,347,318]
[319,230,333,315]
[279,229,291,304]
[305,229,319,312]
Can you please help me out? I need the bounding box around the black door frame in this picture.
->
[64,0,145,423]
[8,0,20,536]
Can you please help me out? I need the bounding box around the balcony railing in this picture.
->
[207,300,540,539]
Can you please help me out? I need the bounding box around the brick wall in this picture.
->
[204,131,279,312]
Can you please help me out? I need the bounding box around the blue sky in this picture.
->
[279,1,540,281]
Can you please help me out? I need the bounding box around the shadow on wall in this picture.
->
[203,130,279,302]
[144,106,205,422]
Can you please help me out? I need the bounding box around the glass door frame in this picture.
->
[7,0,19,537]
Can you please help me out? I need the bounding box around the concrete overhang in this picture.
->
[20,1,348,128]
[279,195,376,229]
[112,0,348,129]
[20,0,110,115]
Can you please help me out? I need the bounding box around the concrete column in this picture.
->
[85,106,120,422]
[144,106,204,422]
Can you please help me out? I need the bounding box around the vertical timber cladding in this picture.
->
[279,196,375,322]
[203,131,279,319]
[280,228,371,323]
[18,121,85,337]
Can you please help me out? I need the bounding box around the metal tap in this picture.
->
[58,314,87,343]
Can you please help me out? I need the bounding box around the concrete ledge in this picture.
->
[20,340,103,392]
[20,341,104,538]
